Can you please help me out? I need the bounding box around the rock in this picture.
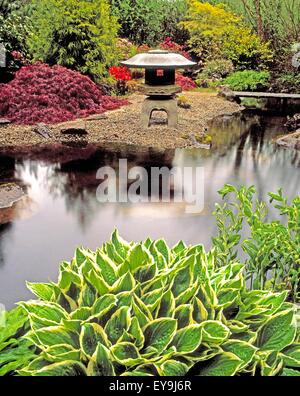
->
[0,118,11,127]
[61,122,88,135]
[218,86,236,102]
[33,123,52,139]
[276,129,300,150]
[0,183,25,209]
[86,113,108,121]
[285,113,300,132]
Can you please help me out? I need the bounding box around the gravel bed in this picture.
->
[0,92,241,149]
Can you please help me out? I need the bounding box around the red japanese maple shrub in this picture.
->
[176,72,196,91]
[0,63,128,125]
[160,37,191,60]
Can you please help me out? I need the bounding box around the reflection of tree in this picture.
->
[174,113,300,219]
[13,145,176,232]
[0,155,15,181]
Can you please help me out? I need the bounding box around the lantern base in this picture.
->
[141,96,178,129]
[140,84,182,96]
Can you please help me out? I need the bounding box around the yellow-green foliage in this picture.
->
[182,1,273,69]
[27,0,119,80]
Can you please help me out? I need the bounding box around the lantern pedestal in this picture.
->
[141,97,178,129]
[121,49,196,130]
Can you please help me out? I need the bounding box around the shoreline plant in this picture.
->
[0,229,299,376]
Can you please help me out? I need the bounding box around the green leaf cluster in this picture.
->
[182,1,273,69]
[10,230,300,376]
[110,0,188,46]
[0,306,36,376]
[26,0,119,80]
[213,185,300,302]
[222,70,270,91]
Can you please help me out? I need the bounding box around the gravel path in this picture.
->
[0,92,241,149]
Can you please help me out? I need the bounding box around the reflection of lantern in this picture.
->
[122,50,196,128]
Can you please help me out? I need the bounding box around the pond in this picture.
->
[0,112,299,309]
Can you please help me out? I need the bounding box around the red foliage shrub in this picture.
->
[176,72,196,91]
[109,66,132,81]
[160,37,191,60]
[0,63,128,125]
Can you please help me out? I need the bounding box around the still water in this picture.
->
[0,112,299,308]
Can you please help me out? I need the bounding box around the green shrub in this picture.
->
[196,59,234,87]
[213,185,300,302]
[27,0,119,80]
[223,70,270,91]
[110,0,189,46]
[2,230,297,376]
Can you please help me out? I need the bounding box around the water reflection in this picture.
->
[0,113,299,308]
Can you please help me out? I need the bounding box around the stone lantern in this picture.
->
[121,50,196,128]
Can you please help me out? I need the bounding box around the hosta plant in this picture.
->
[13,231,300,376]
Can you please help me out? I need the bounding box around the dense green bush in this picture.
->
[196,59,234,87]
[0,230,298,376]
[110,0,189,46]
[213,185,300,302]
[27,0,119,80]
[223,70,270,91]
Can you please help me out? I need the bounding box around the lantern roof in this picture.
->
[121,49,196,69]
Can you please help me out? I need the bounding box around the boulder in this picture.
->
[285,113,300,132]
[61,122,88,135]
[32,123,52,139]
[0,183,25,209]
[0,118,11,127]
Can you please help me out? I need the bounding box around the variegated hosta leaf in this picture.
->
[280,368,300,376]
[143,318,177,354]
[222,340,257,368]
[197,353,242,376]
[26,282,56,301]
[42,344,81,362]
[258,310,297,351]
[158,360,189,376]
[201,321,231,344]
[171,325,202,354]
[174,304,194,328]
[111,342,144,366]
[19,301,67,328]
[104,307,131,344]
[80,323,110,358]
[127,244,154,272]
[23,360,87,376]
[111,229,131,260]
[87,343,115,376]
[6,230,299,376]
[96,252,118,286]
[281,344,300,368]
[26,325,79,350]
